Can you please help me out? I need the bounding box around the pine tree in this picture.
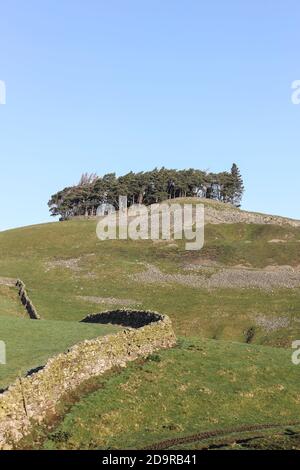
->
[230,163,244,207]
[48,165,245,218]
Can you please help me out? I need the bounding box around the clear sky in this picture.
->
[0,0,299,231]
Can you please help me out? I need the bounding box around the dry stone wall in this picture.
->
[0,310,176,449]
[16,280,40,320]
[204,205,300,227]
[81,309,165,328]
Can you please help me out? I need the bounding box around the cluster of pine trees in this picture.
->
[48,164,244,220]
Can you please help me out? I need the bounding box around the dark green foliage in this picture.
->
[230,163,244,207]
[146,354,162,363]
[244,326,256,344]
[48,165,244,220]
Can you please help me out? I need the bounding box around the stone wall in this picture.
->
[0,310,176,449]
[204,204,300,227]
[81,309,164,328]
[16,280,40,320]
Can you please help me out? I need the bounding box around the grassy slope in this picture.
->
[0,217,299,345]
[23,337,299,450]
[0,285,25,318]
[0,316,120,390]
[0,204,300,449]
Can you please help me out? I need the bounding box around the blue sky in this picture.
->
[0,0,299,231]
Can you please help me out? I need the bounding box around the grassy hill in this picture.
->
[0,201,300,345]
[0,316,120,390]
[0,198,299,449]
[21,337,300,450]
[0,284,25,318]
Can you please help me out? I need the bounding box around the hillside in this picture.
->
[0,200,300,345]
[171,197,300,227]
[21,338,300,450]
[0,199,299,449]
[0,317,120,390]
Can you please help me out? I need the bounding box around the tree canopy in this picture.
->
[48,165,244,220]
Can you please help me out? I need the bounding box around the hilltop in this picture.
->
[168,197,300,227]
[48,165,244,220]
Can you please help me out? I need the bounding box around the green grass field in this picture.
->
[0,316,120,390]
[0,199,300,449]
[20,337,299,450]
[0,216,299,344]
[0,285,25,318]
